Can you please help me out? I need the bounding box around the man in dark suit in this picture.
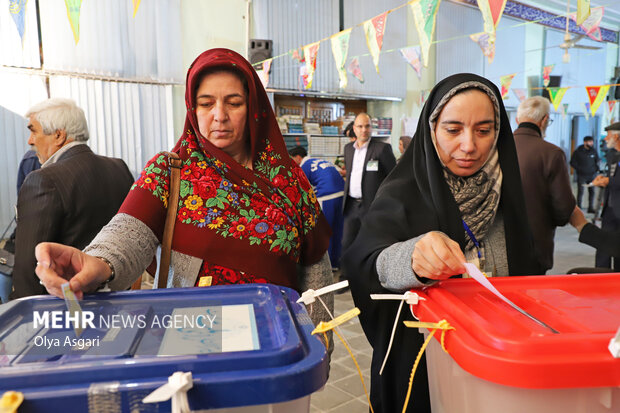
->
[514,96,575,273]
[342,113,396,255]
[10,98,134,299]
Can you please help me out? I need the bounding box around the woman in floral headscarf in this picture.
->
[35,49,333,324]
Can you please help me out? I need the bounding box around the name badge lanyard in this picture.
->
[462,220,484,269]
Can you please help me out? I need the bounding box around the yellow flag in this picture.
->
[547,87,568,111]
[132,0,141,18]
[330,29,352,89]
[586,85,610,116]
[576,0,591,25]
[64,0,82,44]
[363,12,388,73]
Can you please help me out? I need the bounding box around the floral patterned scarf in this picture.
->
[119,49,330,288]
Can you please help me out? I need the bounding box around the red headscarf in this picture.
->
[120,49,330,288]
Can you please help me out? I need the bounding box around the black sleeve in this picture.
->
[579,223,620,257]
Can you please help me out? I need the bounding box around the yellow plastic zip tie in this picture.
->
[400,320,454,413]
[312,307,361,334]
[0,391,24,413]
[311,307,374,413]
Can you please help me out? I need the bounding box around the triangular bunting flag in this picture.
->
[410,0,441,67]
[513,88,527,102]
[607,100,616,121]
[399,46,423,79]
[363,12,388,73]
[542,65,555,87]
[547,87,568,111]
[576,0,591,25]
[132,0,141,18]
[562,103,569,119]
[290,48,304,63]
[64,0,82,44]
[499,73,516,99]
[347,57,364,84]
[331,28,352,89]
[9,0,28,44]
[583,102,590,120]
[570,6,603,42]
[470,32,495,63]
[257,58,272,90]
[586,85,610,116]
[477,0,508,35]
[302,41,320,89]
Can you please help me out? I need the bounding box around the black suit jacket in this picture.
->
[11,144,134,299]
[343,139,396,213]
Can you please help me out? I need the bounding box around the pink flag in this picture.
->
[302,41,320,89]
[542,65,555,87]
[570,6,603,42]
[512,88,527,102]
[258,58,272,90]
[399,46,422,79]
[347,57,364,84]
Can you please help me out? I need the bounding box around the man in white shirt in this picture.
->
[342,113,396,263]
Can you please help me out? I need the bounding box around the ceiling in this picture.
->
[523,0,620,32]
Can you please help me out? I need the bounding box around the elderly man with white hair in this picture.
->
[10,98,134,299]
[513,96,576,273]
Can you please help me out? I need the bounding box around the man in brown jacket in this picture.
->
[514,96,576,273]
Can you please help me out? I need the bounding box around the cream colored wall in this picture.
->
[368,8,437,155]
[172,0,249,138]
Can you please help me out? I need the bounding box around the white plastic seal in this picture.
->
[143,371,193,413]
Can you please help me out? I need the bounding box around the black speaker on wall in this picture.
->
[542,76,562,101]
[248,39,273,69]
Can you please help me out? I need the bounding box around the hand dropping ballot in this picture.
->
[61,282,84,337]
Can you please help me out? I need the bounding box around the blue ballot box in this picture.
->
[0,284,328,412]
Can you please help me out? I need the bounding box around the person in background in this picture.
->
[398,135,412,159]
[290,146,344,270]
[337,121,357,178]
[513,96,575,273]
[570,136,599,213]
[343,73,540,413]
[10,98,134,299]
[590,122,620,270]
[342,112,396,264]
[34,49,333,333]
[344,120,356,143]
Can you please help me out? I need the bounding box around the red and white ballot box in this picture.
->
[410,273,620,413]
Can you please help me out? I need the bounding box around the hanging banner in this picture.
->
[470,32,495,63]
[399,46,423,79]
[330,28,352,89]
[132,0,141,17]
[547,87,568,111]
[477,0,508,35]
[9,0,28,43]
[512,88,527,102]
[562,103,569,119]
[302,41,320,89]
[576,0,591,25]
[410,0,441,67]
[64,0,82,44]
[583,102,591,120]
[363,12,388,73]
[542,64,555,87]
[586,85,610,116]
[570,6,603,42]
[499,73,516,99]
[257,58,272,90]
[347,57,364,84]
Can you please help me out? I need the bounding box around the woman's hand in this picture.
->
[411,231,466,280]
[569,206,588,233]
[35,242,111,300]
[591,175,609,187]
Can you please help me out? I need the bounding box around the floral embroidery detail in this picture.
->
[131,138,321,260]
